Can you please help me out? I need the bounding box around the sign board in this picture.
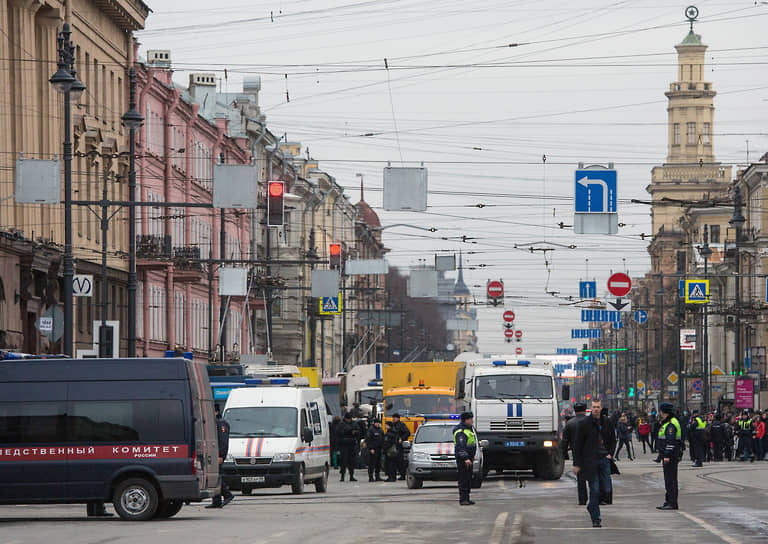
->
[613,321,623,330]
[15,158,61,204]
[634,310,648,324]
[35,306,64,343]
[607,272,632,297]
[487,280,504,299]
[579,281,596,298]
[735,378,754,409]
[435,255,456,272]
[311,270,340,298]
[73,275,94,297]
[38,316,53,333]
[345,259,389,275]
[514,330,523,339]
[358,310,401,327]
[515,347,523,355]
[408,270,438,298]
[574,167,618,235]
[637,380,645,391]
[680,329,696,351]
[581,309,622,322]
[212,164,259,209]
[685,279,709,304]
[503,310,515,323]
[504,329,515,339]
[607,299,631,312]
[691,379,703,392]
[571,328,601,339]
[651,379,662,390]
[319,294,342,315]
[219,268,249,296]
[383,167,428,211]
[446,319,478,331]
[711,366,725,376]
[667,372,679,385]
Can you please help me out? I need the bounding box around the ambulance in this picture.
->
[221,379,330,494]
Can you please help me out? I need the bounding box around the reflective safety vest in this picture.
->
[695,416,706,430]
[454,427,477,446]
[659,417,682,440]
[738,420,752,433]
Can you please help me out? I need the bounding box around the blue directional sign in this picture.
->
[571,328,601,339]
[579,280,597,298]
[319,294,342,315]
[634,310,648,324]
[612,321,623,329]
[679,280,685,298]
[581,309,622,322]
[575,169,617,213]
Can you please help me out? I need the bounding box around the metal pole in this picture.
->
[219,208,226,362]
[645,288,650,405]
[704,256,710,409]
[99,169,109,357]
[208,248,214,361]
[734,226,742,375]
[127,67,139,357]
[61,25,74,357]
[658,273,665,402]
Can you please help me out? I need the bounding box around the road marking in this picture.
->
[488,511,509,544]
[678,511,744,544]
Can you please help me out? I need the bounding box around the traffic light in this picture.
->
[629,387,635,398]
[267,181,284,226]
[586,394,591,400]
[329,243,342,269]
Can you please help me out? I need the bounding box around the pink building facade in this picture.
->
[134,61,251,361]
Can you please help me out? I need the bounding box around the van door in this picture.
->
[186,361,219,494]
[307,399,327,476]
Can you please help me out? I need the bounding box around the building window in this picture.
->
[673,123,680,145]
[687,122,696,145]
[709,225,720,244]
[702,122,711,145]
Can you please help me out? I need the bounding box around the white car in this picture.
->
[405,421,485,489]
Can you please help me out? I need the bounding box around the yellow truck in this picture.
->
[382,361,463,439]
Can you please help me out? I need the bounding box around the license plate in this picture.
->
[434,462,454,468]
[241,476,265,483]
[505,441,525,447]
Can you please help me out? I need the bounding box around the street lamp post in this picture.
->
[50,23,85,357]
[729,185,746,375]
[656,273,666,401]
[122,67,143,357]
[698,225,713,410]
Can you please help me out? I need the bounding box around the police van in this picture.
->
[0,357,220,520]
[221,379,330,494]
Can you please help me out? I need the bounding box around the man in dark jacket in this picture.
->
[710,414,725,462]
[689,409,706,467]
[207,404,234,508]
[365,419,385,481]
[453,411,478,506]
[390,413,411,480]
[656,403,682,510]
[562,402,588,505]
[572,399,615,528]
[336,412,359,482]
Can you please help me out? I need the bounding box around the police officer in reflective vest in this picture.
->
[453,412,478,506]
[689,410,706,468]
[656,403,682,510]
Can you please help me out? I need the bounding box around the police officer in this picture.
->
[689,409,706,467]
[390,413,411,480]
[365,418,385,482]
[737,411,754,462]
[336,412,359,482]
[562,402,589,505]
[656,403,682,510]
[207,404,234,508]
[710,413,726,462]
[453,411,478,506]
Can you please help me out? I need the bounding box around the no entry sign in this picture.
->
[504,329,515,339]
[487,280,504,299]
[514,330,523,339]
[515,347,523,355]
[607,272,632,297]
[503,310,515,322]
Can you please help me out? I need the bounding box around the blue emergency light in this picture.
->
[492,360,506,366]
[423,414,461,421]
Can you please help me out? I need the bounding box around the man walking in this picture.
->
[710,413,725,462]
[336,412,359,482]
[365,418,385,481]
[207,404,234,509]
[453,411,478,506]
[562,402,588,505]
[656,403,682,510]
[573,399,614,528]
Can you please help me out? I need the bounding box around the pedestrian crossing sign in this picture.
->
[319,294,342,315]
[684,279,709,304]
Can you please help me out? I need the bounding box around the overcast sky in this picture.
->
[136,0,768,356]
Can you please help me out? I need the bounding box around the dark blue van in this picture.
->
[0,357,220,520]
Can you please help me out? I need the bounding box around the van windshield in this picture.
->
[475,375,553,399]
[224,407,298,438]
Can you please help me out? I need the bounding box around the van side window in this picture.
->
[300,409,308,433]
[0,402,66,444]
[308,402,322,435]
[68,400,185,442]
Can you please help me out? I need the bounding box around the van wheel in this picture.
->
[113,478,159,521]
[154,500,183,519]
[291,466,305,494]
[241,488,252,496]
[314,467,329,493]
[406,473,423,489]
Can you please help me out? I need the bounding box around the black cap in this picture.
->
[573,402,587,413]
[660,403,674,414]
[391,412,401,418]
[460,411,474,421]
[343,412,352,420]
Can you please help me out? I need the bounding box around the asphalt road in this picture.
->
[2,450,767,543]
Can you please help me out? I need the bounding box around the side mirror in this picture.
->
[302,427,314,444]
[402,441,411,450]
[479,440,489,449]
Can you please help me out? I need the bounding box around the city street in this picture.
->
[2,451,767,543]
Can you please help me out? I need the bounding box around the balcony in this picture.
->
[136,234,172,259]
[173,246,204,272]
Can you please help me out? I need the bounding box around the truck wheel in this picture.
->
[314,467,329,493]
[406,473,423,489]
[535,450,564,480]
[154,500,183,519]
[291,466,305,494]
[112,478,159,521]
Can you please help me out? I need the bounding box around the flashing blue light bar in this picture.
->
[271,378,290,385]
[423,413,461,421]
[492,360,506,366]
[367,381,383,387]
[244,378,264,385]
[517,360,531,366]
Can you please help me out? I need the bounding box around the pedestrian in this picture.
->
[689,410,706,467]
[724,416,735,461]
[453,411,478,506]
[710,414,726,462]
[330,415,341,468]
[615,415,633,461]
[760,412,768,460]
[737,411,754,462]
[390,413,411,480]
[638,418,651,454]
[336,412,359,481]
[572,399,614,528]
[561,402,589,505]
[382,421,399,482]
[207,404,234,509]
[751,413,763,461]
[365,418,385,482]
[656,403,682,510]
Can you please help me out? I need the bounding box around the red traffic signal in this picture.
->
[329,243,343,269]
[267,181,284,226]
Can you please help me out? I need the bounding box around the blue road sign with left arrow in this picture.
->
[575,169,617,213]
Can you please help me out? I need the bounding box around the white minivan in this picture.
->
[221,384,330,494]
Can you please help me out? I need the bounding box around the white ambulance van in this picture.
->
[221,379,330,494]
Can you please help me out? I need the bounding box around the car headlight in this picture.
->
[543,440,554,448]
[411,452,430,462]
[273,453,295,462]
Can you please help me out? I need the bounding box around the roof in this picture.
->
[678,30,703,46]
[356,200,381,228]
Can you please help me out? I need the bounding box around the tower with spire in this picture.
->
[452,251,478,353]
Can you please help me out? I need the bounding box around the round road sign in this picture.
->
[503,310,515,322]
[607,272,632,297]
[515,347,523,355]
[487,280,504,299]
[514,330,523,339]
[504,329,515,339]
